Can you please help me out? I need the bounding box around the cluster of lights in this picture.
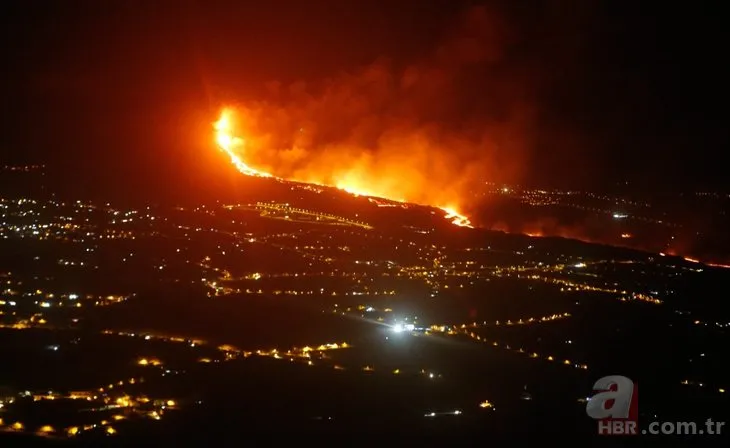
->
[428,312,572,332]
[4,163,728,439]
[0,198,162,252]
[1,164,44,172]
[618,293,663,305]
[680,379,726,395]
[492,270,663,305]
[0,280,131,329]
[191,206,672,310]
[484,186,677,230]
[205,275,392,297]
[137,357,163,367]
[178,331,446,382]
[0,293,130,308]
[327,304,392,318]
[204,336,448,384]
[444,329,588,371]
[249,202,373,229]
[206,284,397,298]
[0,328,361,441]
[691,319,730,329]
[102,329,351,367]
[424,410,462,418]
[0,376,178,439]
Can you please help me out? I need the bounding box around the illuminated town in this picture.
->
[0,165,727,442]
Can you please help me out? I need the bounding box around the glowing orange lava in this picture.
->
[706,262,730,269]
[213,108,473,228]
[442,207,473,228]
[214,109,273,178]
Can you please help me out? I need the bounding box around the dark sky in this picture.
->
[1,0,728,201]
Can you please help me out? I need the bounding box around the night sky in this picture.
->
[1,0,727,201]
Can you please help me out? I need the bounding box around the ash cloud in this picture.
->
[225,5,536,210]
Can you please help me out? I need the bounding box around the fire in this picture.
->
[214,109,273,178]
[442,207,473,228]
[213,108,473,228]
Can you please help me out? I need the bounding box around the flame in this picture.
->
[442,207,473,228]
[213,108,472,228]
[214,109,273,178]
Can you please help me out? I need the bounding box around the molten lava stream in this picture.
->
[213,109,274,178]
[213,108,473,228]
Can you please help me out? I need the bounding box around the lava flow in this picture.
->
[213,108,473,228]
[213,110,273,179]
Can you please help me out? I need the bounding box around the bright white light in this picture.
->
[405,324,415,331]
[574,263,585,268]
[392,324,404,333]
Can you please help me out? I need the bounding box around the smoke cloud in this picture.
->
[223,5,535,211]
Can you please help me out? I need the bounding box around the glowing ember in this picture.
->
[213,109,473,228]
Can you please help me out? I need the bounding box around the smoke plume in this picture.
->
[223,5,535,212]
